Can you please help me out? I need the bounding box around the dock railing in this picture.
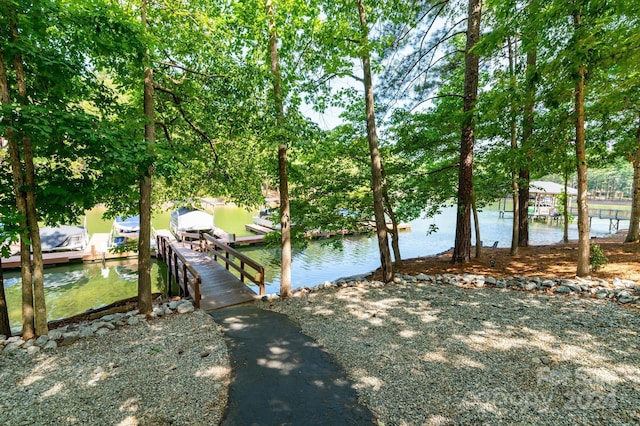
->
[171,232,266,296]
[199,233,265,296]
[156,235,202,308]
[568,207,631,220]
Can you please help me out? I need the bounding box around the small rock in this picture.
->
[127,316,139,326]
[91,321,114,332]
[48,330,63,340]
[59,335,79,347]
[4,342,23,352]
[539,357,551,365]
[541,280,555,288]
[524,282,538,291]
[612,278,627,289]
[95,328,110,336]
[496,280,507,289]
[555,286,571,294]
[79,326,94,338]
[22,339,35,349]
[618,295,634,304]
[101,314,115,322]
[43,340,58,350]
[168,301,179,310]
[200,351,210,358]
[164,307,174,316]
[34,335,49,346]
[485,277,497,285]
[6,336,22,344]
[177,302,195,314]
[26,346,41,355]
[415,273,430,281]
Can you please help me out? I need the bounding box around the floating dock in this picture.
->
[1,230,174,270]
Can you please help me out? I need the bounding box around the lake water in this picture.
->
[239,205,617,294]
[3,203,618,330]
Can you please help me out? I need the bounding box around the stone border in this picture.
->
[262,273,639,306]
[0,298,196,357]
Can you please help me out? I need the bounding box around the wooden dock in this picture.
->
[172,246,258,310]
[1,229,175,270]
[156,234,265,311]
[245,223,273,235]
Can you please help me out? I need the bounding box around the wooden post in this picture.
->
[166,241,173,297]
[193,276,201,309]
[182,263,188,298]
[240,261,245,282]
[174,253,181,297]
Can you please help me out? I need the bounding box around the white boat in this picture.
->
[40,225,89,252]
[109,216,156,249]
[113,216,141,233]
[170,207,214,237]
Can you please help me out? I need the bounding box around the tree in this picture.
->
[265,0,292,297]
[138,0,154,314]
[452,0,482,263]
[357,0,393,281]
[1,0,150,335]
[1,6,47,338]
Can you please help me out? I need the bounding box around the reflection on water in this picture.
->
[3,260,167,331]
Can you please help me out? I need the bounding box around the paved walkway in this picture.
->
[209,304,376,426]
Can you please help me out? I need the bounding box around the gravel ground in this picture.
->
[258,280,640,426]
[0,310,229,426]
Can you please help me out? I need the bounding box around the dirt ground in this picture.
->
[385,231,640,282]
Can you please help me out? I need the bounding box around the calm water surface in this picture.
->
[3,204,617,329]
[239,205,617,294]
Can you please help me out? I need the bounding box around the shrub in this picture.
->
[590,244,609,272]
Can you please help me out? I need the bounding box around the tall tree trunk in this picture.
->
[0,49,32,339]
[563,171,570,243]
[625,113,640,242]
[358,0,393,282]
[20,133,46,336]
[453,0,482,263]
[0,259,10,337]
[138,0,153,314]
[278,145,292,297]
[15,40,46,335]
[519,48,536,247]
[8,17,48,337]
[573,10,590,277]
[266,0,292,296]
[383,189,402,268]
[507,36,519,255]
